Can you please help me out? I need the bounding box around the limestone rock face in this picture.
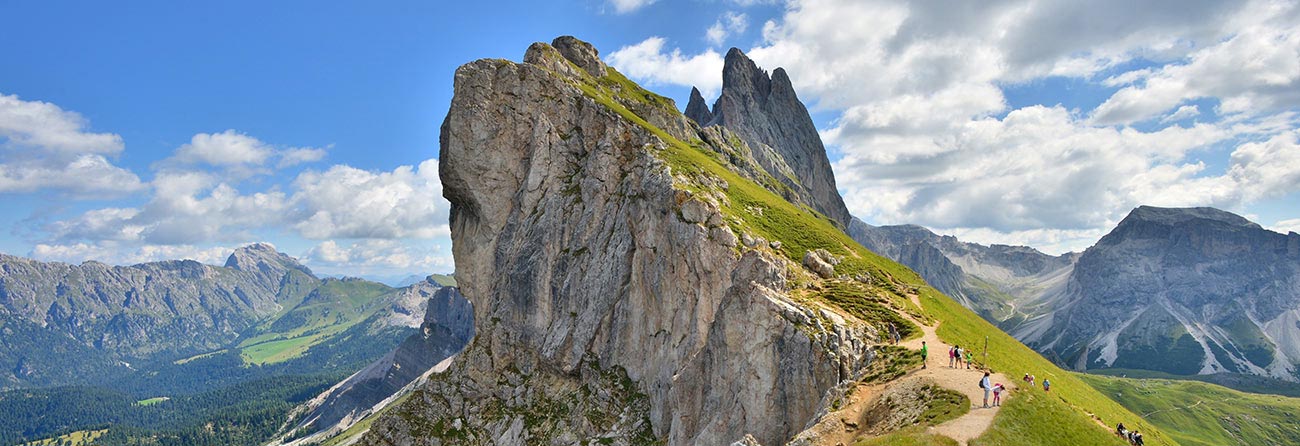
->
[704,48,853,229]
[361,37,878,446]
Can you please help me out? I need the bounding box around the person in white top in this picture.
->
[979,371,992,408]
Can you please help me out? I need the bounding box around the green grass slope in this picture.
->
[552,56,1176,446]
[1079,373,1300,446]
[237,278,394,365]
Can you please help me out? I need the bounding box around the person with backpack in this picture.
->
[979,371,991,408]
[956,346,964,368]
[1043,378,1051,392]
[921,341,928,369]
[1133,431,1144,446]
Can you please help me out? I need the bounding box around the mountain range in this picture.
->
[852,206,1300,383]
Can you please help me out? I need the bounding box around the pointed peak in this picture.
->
[225,243,315,277]
[685,86,714,126]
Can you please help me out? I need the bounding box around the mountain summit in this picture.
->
[688,48,853,229]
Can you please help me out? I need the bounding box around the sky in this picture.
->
[1,0,1298,281]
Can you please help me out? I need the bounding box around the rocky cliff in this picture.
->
[1020,206,1300,379]
[358,37,900,446]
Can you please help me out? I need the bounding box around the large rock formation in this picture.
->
[1020,206,1300,379]
[360,37,880,446]
[694,48,854,229]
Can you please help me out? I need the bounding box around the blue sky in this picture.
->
[2,0,1298,281]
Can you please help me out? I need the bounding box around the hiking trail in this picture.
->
[802,294,1013,446]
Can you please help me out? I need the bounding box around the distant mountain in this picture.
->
[848,219,1077,325]
[0,243,312,388]
[0,245,462,445]
[851,207,1300,382]
[393,273,456,288]
[1021,206,1300,379]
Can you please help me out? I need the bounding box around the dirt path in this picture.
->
[900,317,1013,445]
[802,294,1012,446]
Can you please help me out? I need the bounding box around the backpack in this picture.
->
[978,378,986,389]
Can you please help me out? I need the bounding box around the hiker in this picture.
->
[1023,373,1031,385]
[1133,431,1144,446]
[979,371,991,408]
[888,322,899,344]
[966,350,973,369]
[921,341,928,369]
[949,346,957,368]
[1029,374,1035,386]
[956,346,964,368]
[1115,422,1127,438]
[1043,378,1051,392]
[992,382,1005,406]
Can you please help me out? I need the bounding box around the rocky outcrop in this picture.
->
[695,48,853,229]
[685,87,713,126]
[360,37,879,446]
[1025,206,1300,380]
[278,285,473,443]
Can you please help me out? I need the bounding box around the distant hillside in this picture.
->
[1081,373,1300,446]
[0,247,462,446]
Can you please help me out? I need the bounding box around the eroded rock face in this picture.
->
[704,48,853,229]
[361,37,878,446]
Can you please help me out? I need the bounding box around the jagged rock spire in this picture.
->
[685,87,714,125]
[709,47,853,228]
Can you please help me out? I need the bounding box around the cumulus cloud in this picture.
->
[706,11,749,46]
[302,239,453,274]
[607,37,726,97]
[0,93,143,196]
[46,159,449,246]
[608,0,656,14]
[1092,24,1300,125]
[157,129,329,177]
[291,159,449,239]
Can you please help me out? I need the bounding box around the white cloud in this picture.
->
[46,159,450,246]
[277,146,328,168]
[1161,105,1201,123]
[1093,24,1300,125]
[608,0,656,14]
[607,37,726,97]
[291,159,449,239]
[1272,218,1300,234]
[0,93,143,196]
[706,12,749,47]
[168,130,274,167]
[302,239,454,274]
[157,129,328,177]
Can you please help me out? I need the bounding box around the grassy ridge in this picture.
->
[565,62,1175,446]
[918,287,1167,446]
[1079,373,1300,446]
